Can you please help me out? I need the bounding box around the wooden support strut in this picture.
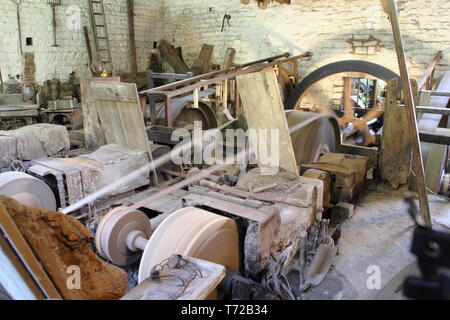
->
[381,0,432,227]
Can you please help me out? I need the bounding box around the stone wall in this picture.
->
[159,0,450,108]
[1,0,448,108]
[0,0,163,83]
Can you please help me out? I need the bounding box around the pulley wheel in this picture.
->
[0,172,56,211]
[138,207,239,283]
[95,206,152,266]
[286,111,338,166]
[154,100,217,130]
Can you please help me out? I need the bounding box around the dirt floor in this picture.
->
[303,183,450,300]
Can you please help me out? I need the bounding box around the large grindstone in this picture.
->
[0,171,56,211]
[425,128,449,193]
[286,111,338,166]
[138,207,239,284]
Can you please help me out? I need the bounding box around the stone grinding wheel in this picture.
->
[424,128,450,194]
[154,100,218,130]
[0,171,56,211]
[138,207,239,284]
[285,110,338,166]
[95,206,152,266]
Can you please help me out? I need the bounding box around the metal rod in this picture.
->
[381,0,431,227]
[416,106,450,116]
[51,4,58,47]
[13,0,23,55]
[419,90,450,97]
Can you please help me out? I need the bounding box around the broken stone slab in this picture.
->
[0,195,127,300]
[237,168,324,245]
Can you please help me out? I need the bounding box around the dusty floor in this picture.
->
[304,183,450,300]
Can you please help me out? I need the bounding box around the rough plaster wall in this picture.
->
[0,0,164,83]
[160,0,450,108]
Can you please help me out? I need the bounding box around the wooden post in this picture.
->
[83,26,94,75]
[223,48,236,69]
[343,77,354,114]
[127,0,137,76]
[381,0,431,227]
[380,79,411,188]
[192,44,214,76]
[372,80,378,107]
[158,40,190,74]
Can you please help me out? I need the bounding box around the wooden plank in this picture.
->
[90,82,138,102]
[236,68,299,175]
[421,90,450,97]
[81,77,120,151]
[419,130,450,145]
[192,44,214,75]
[0,110,38,117]
[0,201,62,300]
[417,106,450,116]
[90,81,150,153]
[121,256,225,300]
[0,233,42,300]
[382,0,431,227]
[83,26,94,75]
[158,40,190,74]
[223,48,236,69]
[380,79,411,188]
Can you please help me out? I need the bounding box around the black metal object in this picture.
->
[221,14,231,32]
[403,194,450,300]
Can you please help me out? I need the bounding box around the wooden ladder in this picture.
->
[88,0,114,72]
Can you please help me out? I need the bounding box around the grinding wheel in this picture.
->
[138,207,239,283]
[286,111,338,166]
[425,128,450,194]
[0,171,56,211]
[95,206,152,266]
[154,100,217,130]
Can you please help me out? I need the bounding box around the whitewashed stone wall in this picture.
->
[0,0,163,83]
[159,0,450,108]
[1,0,449,107]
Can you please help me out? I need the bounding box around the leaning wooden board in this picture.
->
[236,68,299,175]
[81,77,120,151]
[89,81,151,154]
[0,201,62,300]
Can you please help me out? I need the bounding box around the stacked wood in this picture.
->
[158,39,190,74]
[192,44,214,76]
